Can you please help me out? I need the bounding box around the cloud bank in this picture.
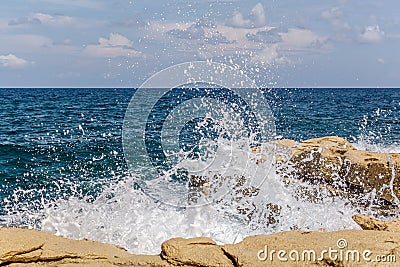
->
[229,3,266,28]
[359,25,385,43]
[84,33,142,58]
[0,54,30,68]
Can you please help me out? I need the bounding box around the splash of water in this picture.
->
[353,107,400,153]
[3,138,362,254]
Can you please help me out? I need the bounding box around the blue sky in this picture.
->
[0,0,399,87]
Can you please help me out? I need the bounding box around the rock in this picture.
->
[161,237,234,267]
[187,136,400,219]
[189,136,400,214]
[2,227,400,266]
[222,230,400,266]
[189,136,400,206]
[0,228,168,266]
[353,214,400,232]
[275,136,400,207]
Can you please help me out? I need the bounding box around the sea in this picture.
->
[1,87,400,254]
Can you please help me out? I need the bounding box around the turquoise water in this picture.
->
[1,87,400,253]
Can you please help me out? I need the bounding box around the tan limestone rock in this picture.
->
[353,214,400,232]
[161,237,234,267]
[275,136,400,205]
[0,228,169,266]
[2,227,400,266]
[222,230,400,266]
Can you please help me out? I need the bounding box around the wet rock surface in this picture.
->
[274,136,400,210]
[190,136,400,212]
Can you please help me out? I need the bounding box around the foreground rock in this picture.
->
[0,228,168,266]
[274,136,400,207]
[2,227,400,266]
[222,229,400,266]
[161,237,233,267]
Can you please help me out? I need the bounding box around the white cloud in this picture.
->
[251,44,280,64]
[229,3,266,28]
[230,12,251,28]
[321,7,385,45]
[8,13,103,29]
[147,21,271,60]
[321,7,351,31]
[359,25,385,43]
[148,18,327,66]
[206,24,272,47]
[0,54,30,68]
[99,33,133,47]
[85,33,142,58]
[280,28,325,49]
[37,0,105,9]
[321,7,342,21]
[33,13,75,26]
[251,28,327,65]
[9,13,76,27]
[251,3,266,26]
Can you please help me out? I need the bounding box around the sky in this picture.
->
[0,0,399,88]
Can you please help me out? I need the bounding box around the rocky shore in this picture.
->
[2,215,400,266]
[273,136,400,213]
[2,136,400,266]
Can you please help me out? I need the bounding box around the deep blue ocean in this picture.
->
[1,88,400,253]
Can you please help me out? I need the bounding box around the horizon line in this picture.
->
[1,86,400,89]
